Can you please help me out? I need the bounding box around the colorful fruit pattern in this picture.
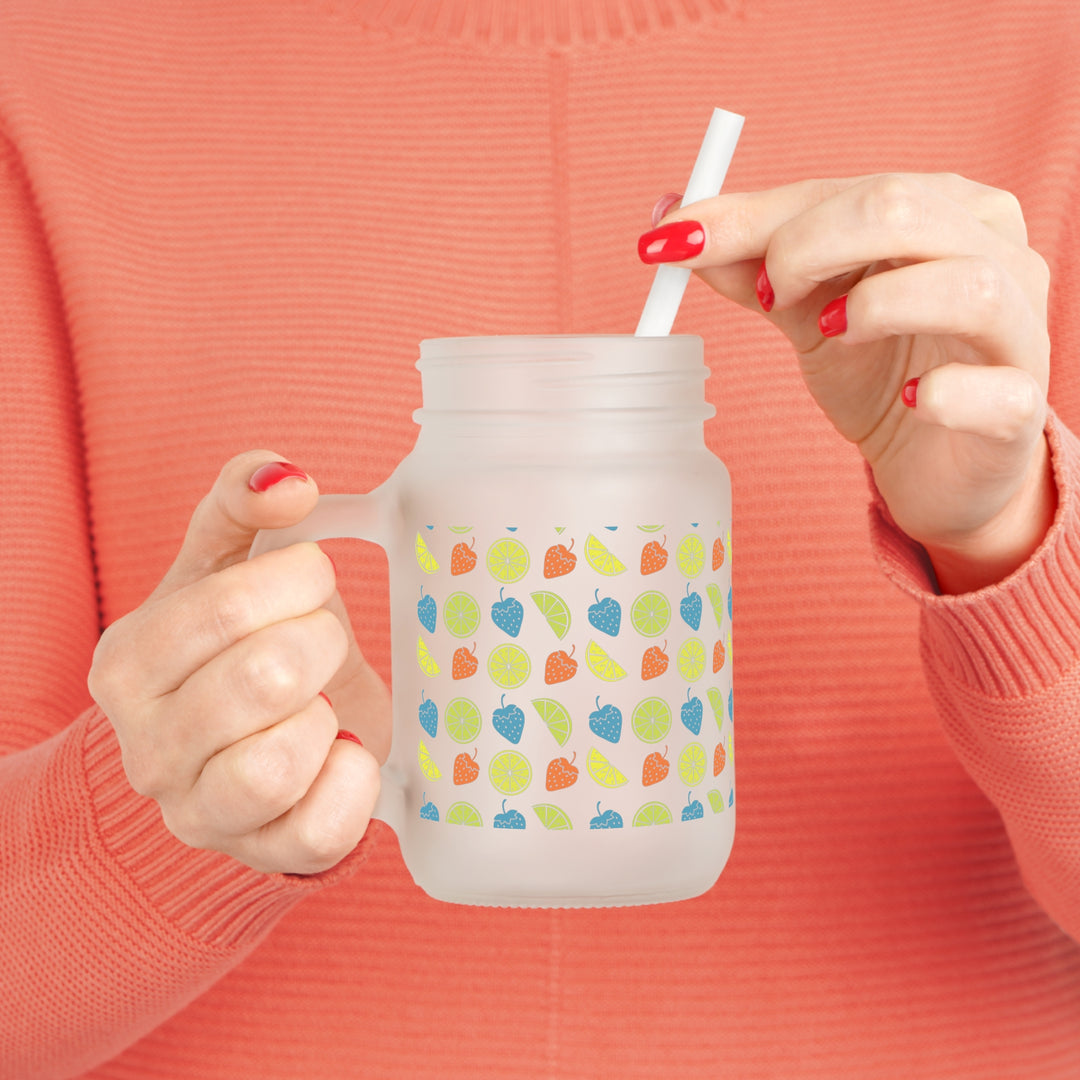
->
[408,523,732,829]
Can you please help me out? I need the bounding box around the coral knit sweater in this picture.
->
[2,1,1079,1077]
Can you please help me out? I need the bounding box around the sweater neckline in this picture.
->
[339,0,743,47]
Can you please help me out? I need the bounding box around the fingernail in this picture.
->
[755,261,774,312]
[819,295,848,337]
[249,461,308,493]
[650,191,683,228]
[902,377,919,408]
[638,220,706,264]
[335,729,363,747]
[319,691,333,708]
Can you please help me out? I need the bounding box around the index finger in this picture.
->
[99,541,336,701]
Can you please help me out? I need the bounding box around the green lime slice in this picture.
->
[487,644,531,689]
[637,524,666,532]
[489,750,532,796]
[676,637,706,682]
[531,698,572,746]
[446,801,483,827]
[486,538,530,584]
[677,742,706,787]
[630,591,671,637]
[631,697,672,743]
[707,583,725,628]
[530,591,571,640]
[449,525,474,533]
[707,789,725,814]
[533,803,573,830]
[706,687,725,730]
[676,534,706,578]
[442,591,481,638]
[632,801,673,827]
[445,697,482,743]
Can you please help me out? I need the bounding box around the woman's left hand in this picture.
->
[640,173,1055,593]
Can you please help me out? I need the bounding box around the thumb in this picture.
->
[154,450,320,597]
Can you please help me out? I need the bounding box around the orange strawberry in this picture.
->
[642,746,669,786]
[642,642,669,680]
[451,538,477,575]
[454,749,480,784]
[640,536,668,575]
[713,638,725,673]
[712,536,725,570]
[546,752,579,791]
[545,646,578,684]
[713,742,726,776]
[544,540,576,578]
[452,643,479,679]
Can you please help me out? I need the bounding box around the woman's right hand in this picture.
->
[88,451,388,876]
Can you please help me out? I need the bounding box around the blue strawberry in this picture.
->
[493,799,527,829]
[681,687,702,736]
[682,791,704,821]
[680,584,702,631]
[420,795,439,821]
[588,590,622,637]
[492,694,525,743]
[589,696,622,743]
[590,802,623,829]
[417,588,437,633]
[490,587,524,637]
[418,691,438,738]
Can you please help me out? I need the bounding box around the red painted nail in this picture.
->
[755,261,774,312]
[902,377,919,408]
[650,191,683,228]
[319,691,333,708]
[638,219,706,264]
[819,295,848,337]
[248,461,308,493]
[335,729,363,747]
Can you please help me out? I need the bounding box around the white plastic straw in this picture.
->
[635,107,744,337]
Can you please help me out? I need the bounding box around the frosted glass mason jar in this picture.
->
[252,335,734,907]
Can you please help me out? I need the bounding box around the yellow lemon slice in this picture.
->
[676,637,705,682]
[630,590,671,637]
[486,537,530,584]
[533,804,573,830]
[445,697,482,744]
[724,528,732,564]
[584,533,627,576]
[585,640,627,682]
[531,698,572,746]
[414,532,440,574]
[487,643,531,689]
[530,591,571,640]
[586,746,628,787]
[631,697,672,743]
[677,742,706,787]
[676,534,706,578]
[416,636,441,677]
[632,801,673,827]
[446,801,483,827]
[418,739,442,780]
[443,591,481,639]
[489,750,532,796]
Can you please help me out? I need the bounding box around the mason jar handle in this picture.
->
[248,489,406,836]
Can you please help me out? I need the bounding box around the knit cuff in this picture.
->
[81,705,380,952]
[869,409,1080,697]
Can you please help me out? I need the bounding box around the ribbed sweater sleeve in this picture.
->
[871,411,1080,942]
[0,136,373,1080]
